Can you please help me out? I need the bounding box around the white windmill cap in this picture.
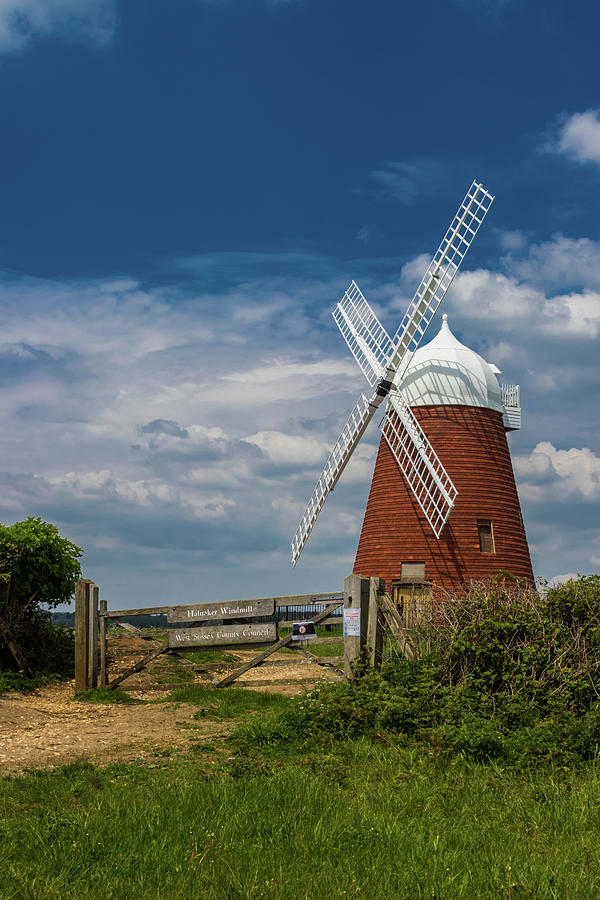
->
[399,313,504,413]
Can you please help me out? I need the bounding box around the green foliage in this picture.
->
[235,576,600,765]
[0,517,82,610]
[0,517,82,674]
[164,684,293,719]
[0,670,62,693]
[2,746,600,898]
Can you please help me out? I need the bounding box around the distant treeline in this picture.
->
[51,612,169,628]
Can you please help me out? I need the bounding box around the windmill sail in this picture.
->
[382,393,457,538]
[291,393,377,566]
[290,181,494,566]
[388,181,494,381]
[332,281,394,386]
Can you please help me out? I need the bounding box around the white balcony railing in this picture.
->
[501,383,520,408]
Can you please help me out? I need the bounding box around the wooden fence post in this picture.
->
[74,579,90,691]
[87,583,99,689]
[343,573,370,679]
[367,577,385,669]
[74,579,99,690]
[99,593,107,689]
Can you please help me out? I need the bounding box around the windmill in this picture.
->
[290,181,534,591]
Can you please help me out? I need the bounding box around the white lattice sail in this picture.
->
[289,181,494,566]
[382,394,457,538]
[332,281,394,386]
[390,181,494,381]
[291,393,376,566]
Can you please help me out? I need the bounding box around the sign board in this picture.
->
[168,622,277,648]
[167,597,275,624]
[291,621,317,641]
[343,608,361,637]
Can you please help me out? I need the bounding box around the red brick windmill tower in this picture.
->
[353,312,533,591]
[290,182,534,594]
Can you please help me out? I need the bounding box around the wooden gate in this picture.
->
[74,583,344,691]
[74,575,433,692]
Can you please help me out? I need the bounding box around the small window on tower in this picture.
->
[401,562,425,580]
[477,520,495,554]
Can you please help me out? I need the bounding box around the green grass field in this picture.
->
[2,688,600,899]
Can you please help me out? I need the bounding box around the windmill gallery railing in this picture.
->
[73,576,432,692]
[501,383,520,408]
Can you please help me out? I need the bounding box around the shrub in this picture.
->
[234,576,600,765]
[0,517,81,676]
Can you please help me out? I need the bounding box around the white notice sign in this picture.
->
[343,608,360,637]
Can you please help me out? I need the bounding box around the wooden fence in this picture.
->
[74,574,428,691]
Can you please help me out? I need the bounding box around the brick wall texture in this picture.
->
[353,405,534,592]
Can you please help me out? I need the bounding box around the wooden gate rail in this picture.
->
[213,601,343,688]
[73,588,344,690]
[378,592,416,661]
[76,579,428,692]
[101,592,343,620]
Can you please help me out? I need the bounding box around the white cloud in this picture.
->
[546,573,581,588]
[496,229,528,253]
[1,236,599,601]
[449,268,544,324]
[509,235,600,293]
[0,0,117,52]
[543,291,600,338]
[446,244,600,340]
[514,442,600,500]
[556,109,600,165]
[243,431,329,467]
[46,468,235,518]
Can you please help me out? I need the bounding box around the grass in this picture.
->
[1,740,600,899]
[176,648,242,665]
[305,640,344,658]
[161,684,293,719]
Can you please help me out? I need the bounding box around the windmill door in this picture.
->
[390,580,433,629]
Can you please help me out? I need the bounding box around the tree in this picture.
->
[0,517,82,674]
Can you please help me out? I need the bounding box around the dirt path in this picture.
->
[0,633,343,775]
[0,682,229,776]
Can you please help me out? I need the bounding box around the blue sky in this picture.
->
[1,0,599,607]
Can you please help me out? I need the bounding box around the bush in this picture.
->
[0,517,81,676]
[233,576,600,766]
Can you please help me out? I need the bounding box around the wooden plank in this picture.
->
[168,597,274,624]
[278,617,342,629]
[273,593,343,608]
[74,580,91,691]
[367,577,385,668]
[343,574,369,679]
[103,606,172,618]
[99,595,107,689]
[102,592,342,619]
[87,584,99,689]
[108,643,169,689]
[214,602,342,688]
[168,622,277,649]
[274,635,342,644]
[379,592,416,660]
